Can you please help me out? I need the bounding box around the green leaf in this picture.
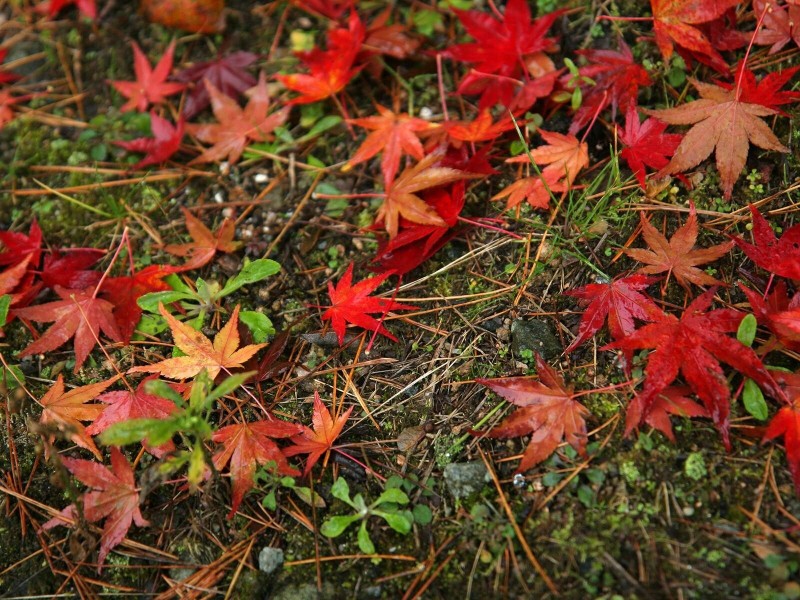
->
[374,488,409,506]
[138,290,193,312]
[377,510,413,534]
[737,314,758,347]
[571,87,582,111]
[384,475,404,490]
[0,294,11,328]
[0,364,25,391]
[205,372,254,404]
[239,311,275,343]
[331,477,352,504]
[357,521,376,554]
[743,379,768,421]
[320,515,359,538]
[99,418,170,446]
[262,490,277,511]
[144,379,185,407]
[412,504,432,525]
[187,442,206,489]
[293,486,326,508]
[299,115,343,142]
[220,259,281,296]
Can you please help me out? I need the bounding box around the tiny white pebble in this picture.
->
[222,207,233,218]
[254,173,269,184]
[420,106,433,119]
[214,192,224,204]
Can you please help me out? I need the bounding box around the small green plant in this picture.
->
[255,467,325,511]
[552,58,595,111]
[320,477,413,555]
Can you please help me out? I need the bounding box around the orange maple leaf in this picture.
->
[129,304,265,380]
[284,392,353,475]
[163,207,241,271]
[507,130,589,185]
[187,73,290,165]
[37,374,118,459]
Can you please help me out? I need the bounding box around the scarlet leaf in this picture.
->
[42,447,148,570]
[15,286,123,372]
[290,0,351,20]
[174,51,257,119]
[739,281,800,352]
[732,204,800,280]
[276,12,365,104]
[624,205,733,288]
[764,370,800,495]
[644,77,789,199]
[445,110,515,144]
[163,207,241,271]
[284,391,353,475]
[36,374,117,459]
[141,0,225,34]
[754,0,800,54]
[344,105,438,187]
[187,74,290,165]
[0,219,42,267]
[321,263,417,344]
[212,419,302,517]
[618,106,682,189]
[0,256,33,297]
[109,41,185,113]
[633,386,708,442]
[129,304,265,380]
[565,273,663,353]
[36,0,96,19]
[607,288,782,448]
[40,247,104,290]
[116,111,185,170]
[0,48,19,85]
[476,354,589,473]
[715,65,800,113]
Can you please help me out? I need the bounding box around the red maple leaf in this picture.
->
[344,104,438,187]
[491,169,566,211]
[362,6,420,61]
[116,111,185,170]
[36,0,97,19]
[290,0,351,20]
[321,262,417,344]
[277,12,365,105]
[0,219,42,267]
[15,286,124,372]
[85,376,179,455]
[566,39,651,134]
[0,256,33,297]
[187,74,290,165]
[618,106,682,189]
[632,385,709,442]
[607,288,782,448]
[212,419,302,517]
[754,0,800,55]
[0,89,26,129]
[739,281,800,353]
[42,448,148,570]
[732,204,800,280]
[564,273,664,354]
[40,247,104,290]
[163,207,241,271]
[174,51,257,119]
[506,130,589,185]
[0,48,20,85]
[109,40,185,113]
[624,205,733,288]
[764,370,800,495]
[445,1,562,108]
[99,264,174,343]
[476,354,589,473]
[716,65,800,113]
[445,110,516,144]
[650,0,740,73]
[284,391,353,475]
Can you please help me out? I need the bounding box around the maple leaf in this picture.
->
[624,205,733,288]
[36,0,97,19]
[764,370,800,495]
[42,447,148,570]
[0,219,42,267]
[0,89,25,129]
[739,281,800,352]
[109,41,185,113]
[631,386,709,442]
[377,151,475,239]
[732,204,800,280]
[321,262,417,344]
[491,169,566,211]
[0,256,33,297]
[344,105,438,187]
[290,0,351,20]
[187,74,290,165]
[506,130,589,186]
[754,0,800,54]
[284,391,353,475]
[36,374,117,459]
[607,288,782,448]
[174,51,257,119]
[116,111,185,170]
[565,274,663,354]
[85,376,179,455]
[40,247,104,290]
[212,419,302,517]
[15,286,123,372]
[129,304,265,380]
[649,0,739,72]
[644,78,789,199]
[362,6,420,61]
[99,264,174,343]
[140,0,225,34]
[0,48,20,85]
[716,65,800,113]
[445,1,562,108]
[163,207,242,271]
[476,354,589,473]
[618,106,682,189]
[566,39,651,134]
[276,12,365,105]
[445,110,516,144]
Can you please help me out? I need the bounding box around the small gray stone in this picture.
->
[510,319,561,360]
[443,462,490,500]
[258,546,284,575]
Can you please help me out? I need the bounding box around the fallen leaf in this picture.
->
[109,40,186,113]
[618,106,682,189]
[174,51,257,119]
[163,207,241,271]
[40,248,104,290]
[732,204,800,280]
[506,130,589,185]
[0,219,43,267]
[764,370,800,495]
[36,0,96,19]
[141,0,225,34]
[635,385,708,442]
[284,391,353,475]
[491,169,566,211]
[754,0,800,54]
[0,48,20,85]
[739,281,800,352]
[116,111,185,170]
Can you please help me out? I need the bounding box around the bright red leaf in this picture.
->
[163,207,241,271]
[37,0,97,19]
[0,219,42,267]
[636,385,708,442]
[618,106,682,189]
[109,41,185,113]
[40,247,104,290]
[42,447,148,570]
[732,204,800,280]
[174,51,257,119]
[0,89,25,129]
[116,111,185,170]
[16,286,124,372]
[739,281,800,352]
[284,391,353,475]
[716,65,800,113]
[212,419,302,517]
[764,370,800,495]
[476,354,589,473]
[0,48,20,85]
[321,262,417,344]
[445,110,515,144]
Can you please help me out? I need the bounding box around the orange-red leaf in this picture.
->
[506,130,588,186]
[109,41,185,113]
[163,207,241,271]
[141,0,225,34]
[284,392,353,475]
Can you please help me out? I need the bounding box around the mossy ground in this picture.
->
[1,1,800,598]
